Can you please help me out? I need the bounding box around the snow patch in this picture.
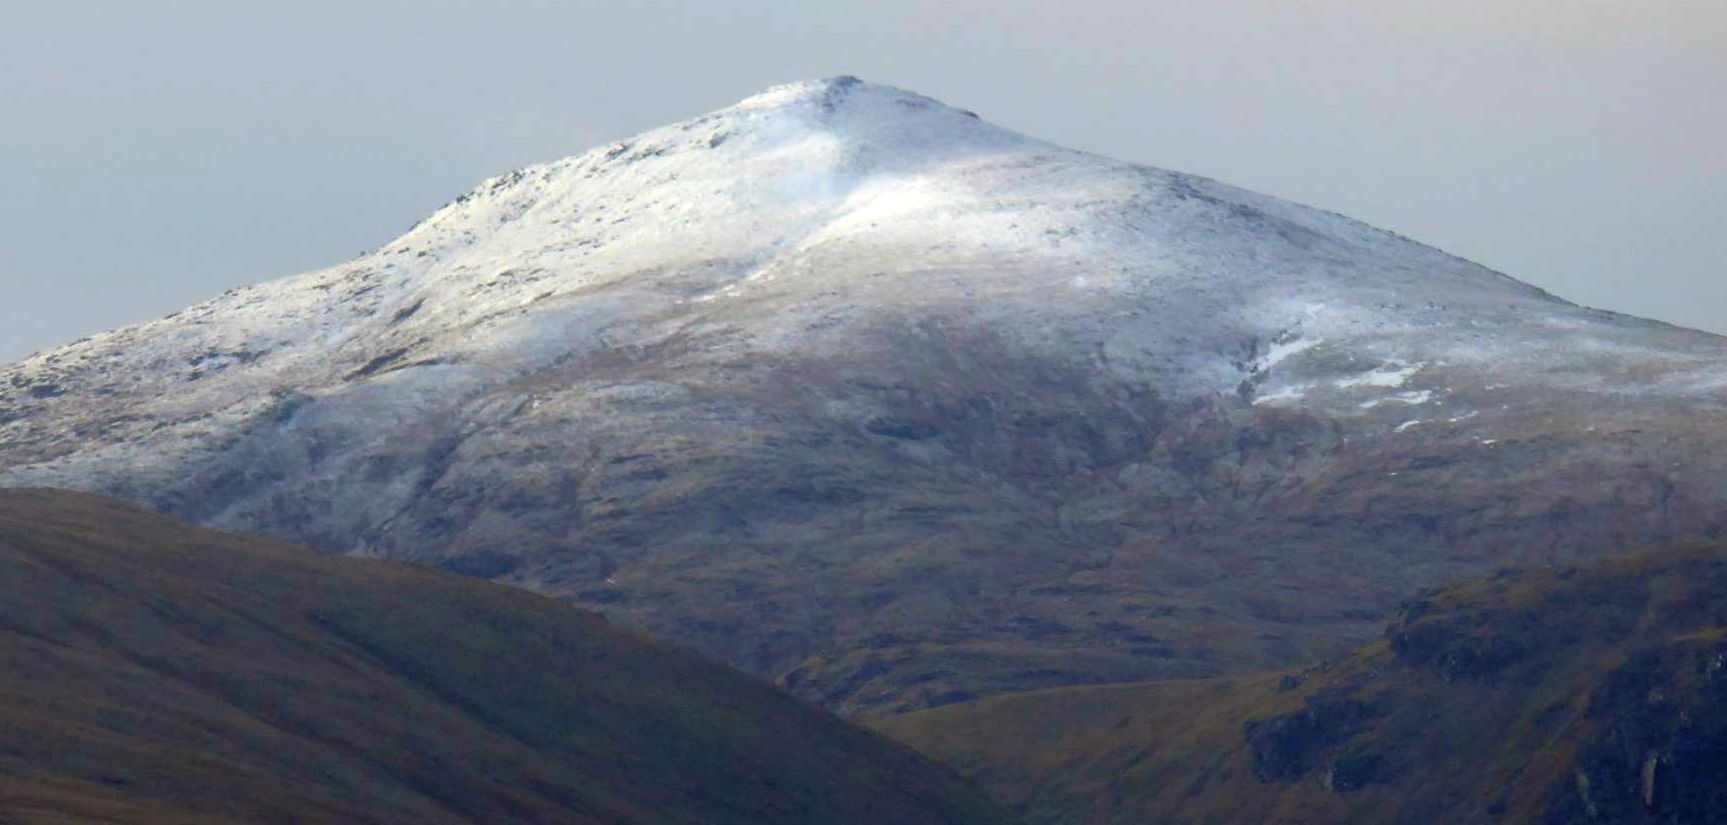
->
[1260,336,1322,372]
[1360,390,1433,409]
[1251,386,1308,406]
[1337,361,1422,389]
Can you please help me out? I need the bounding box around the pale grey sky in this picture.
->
[2,1,1722,362]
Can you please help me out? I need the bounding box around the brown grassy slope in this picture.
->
[0,488,1007,825]
[877,546,1727,824]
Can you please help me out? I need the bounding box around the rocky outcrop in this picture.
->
[1547,637,1727,823]
[1246,695,1379,782]
[880,546,1727,824]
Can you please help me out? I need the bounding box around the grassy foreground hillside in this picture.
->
[0,488,1005,824]
[879,545,1727,824]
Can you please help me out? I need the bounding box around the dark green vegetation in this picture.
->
[0,489,1006,825]
[878,545,1727,824]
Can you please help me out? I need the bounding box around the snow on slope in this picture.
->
[8,76,1713,481]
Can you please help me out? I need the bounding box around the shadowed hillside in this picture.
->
[879,545,1727,824]
[0,488,1006,825]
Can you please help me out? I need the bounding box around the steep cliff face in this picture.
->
[0,489,1006,825]
[880,546,1727,824]
[4,77,1726,712]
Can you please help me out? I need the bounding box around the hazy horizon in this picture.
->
[2,1,1722,362]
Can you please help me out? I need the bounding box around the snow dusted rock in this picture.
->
[4,78,1726,714]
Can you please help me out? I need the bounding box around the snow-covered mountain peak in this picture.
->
[395,76,1042,260]
[718,76,1019,153]
[732,75,887,109]
[4,78,1727,716]
[8,77,1720,423]
[7,77,1726,478]
[734,75,963,119]
[723,76,1034,168]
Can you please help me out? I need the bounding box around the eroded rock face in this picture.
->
[1246,695,1379,782]
[4,78,1727,713]
[1549,640,1727,823]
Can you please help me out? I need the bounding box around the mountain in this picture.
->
[878,545,1727,824]
[0,488,1005,824]
[4,77,1726,714]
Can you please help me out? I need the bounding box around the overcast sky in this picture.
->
[2,1,1722,362]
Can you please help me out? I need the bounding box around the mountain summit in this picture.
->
[4,79,1726,713]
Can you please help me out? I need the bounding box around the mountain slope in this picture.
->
[4,77,1726,713]
[0,488,1005,825]
[879,545,1727,824]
